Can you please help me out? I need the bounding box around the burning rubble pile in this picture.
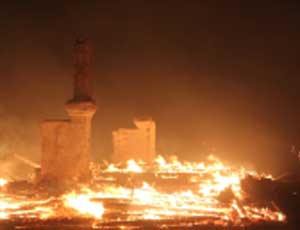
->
[0,155,286,229]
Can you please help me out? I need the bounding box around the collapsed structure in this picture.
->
[40,39,97,182]
[112,118,156,162]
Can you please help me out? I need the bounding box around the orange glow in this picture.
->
[0,179,7,187]
[0,155,286,227]
[63,191,104,219]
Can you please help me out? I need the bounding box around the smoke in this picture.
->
[0,105,39,179]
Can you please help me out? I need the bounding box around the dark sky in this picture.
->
[0,1,300,175]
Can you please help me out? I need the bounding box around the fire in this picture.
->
[0,194,56,220]
[63,191,104,219]
[104,159,144,173]
[125,159,143,173]
[0,179,7,187]
[0,155,286,228]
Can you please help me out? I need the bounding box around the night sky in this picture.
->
[0,1,300,176]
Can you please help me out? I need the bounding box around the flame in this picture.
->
[0,155,286,227]
[105,159,144,173]
[0,179,7,187]
[63,191,104,219]
[125,159,143,173]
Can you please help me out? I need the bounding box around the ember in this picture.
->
[0,155,286,228]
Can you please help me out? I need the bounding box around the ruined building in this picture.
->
[112,118,156,163]
[40,39,97,182]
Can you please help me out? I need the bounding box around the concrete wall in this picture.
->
[40,116,92,182]
[40,120,72,181]
[112,119,156,163]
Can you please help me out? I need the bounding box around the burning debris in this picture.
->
[0,155,287,229]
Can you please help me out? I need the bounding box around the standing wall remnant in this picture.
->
[40,38,96,183]
[112,118,156,163]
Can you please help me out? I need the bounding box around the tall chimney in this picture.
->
[64,38,97,180]
[40,38,97,183]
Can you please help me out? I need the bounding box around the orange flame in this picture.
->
[0,155,286,227]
